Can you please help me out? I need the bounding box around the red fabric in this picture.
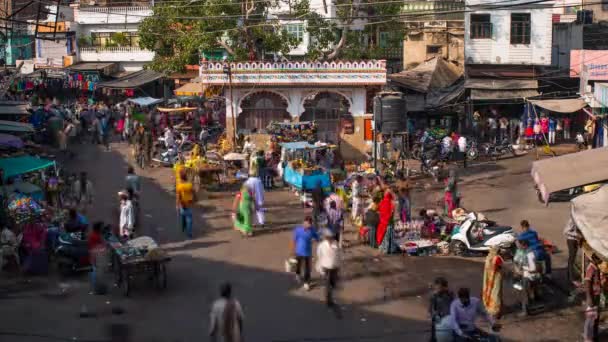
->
[375,191,394,245]
[116,119,125,133]
[87,231,103,251]
[22,223,47,252]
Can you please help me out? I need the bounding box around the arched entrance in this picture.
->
[301,92,350,143]
[238,91,290,133]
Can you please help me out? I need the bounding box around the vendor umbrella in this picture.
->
[0,133,24,148]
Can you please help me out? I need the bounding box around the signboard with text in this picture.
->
[571,50,608,80]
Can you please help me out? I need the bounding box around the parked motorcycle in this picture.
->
[481,139,516,161]
[53,223,111,276]
[449,213,516,256]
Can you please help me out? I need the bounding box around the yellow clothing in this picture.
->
[176,182,194,207]
[584,184,601,193]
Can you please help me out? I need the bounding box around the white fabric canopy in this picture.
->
[571,185,608,259]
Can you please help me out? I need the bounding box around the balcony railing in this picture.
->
[79,46,154,62]
[74,6,152,24]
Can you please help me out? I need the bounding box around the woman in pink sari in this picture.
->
[375,189,395,246]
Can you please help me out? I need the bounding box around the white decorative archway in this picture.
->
[235,90,291,118]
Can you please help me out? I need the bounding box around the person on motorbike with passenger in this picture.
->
[518,220,552,277]
[516,239,541,317]
[449,287,500,341]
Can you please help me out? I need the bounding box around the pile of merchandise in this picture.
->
[7,194,44,224]
[266,121,316,143]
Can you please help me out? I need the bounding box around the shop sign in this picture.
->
[571,50,608,80]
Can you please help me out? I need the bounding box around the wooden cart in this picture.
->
[108,240,171,297]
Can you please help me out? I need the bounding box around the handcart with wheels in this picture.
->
[107,236,171,296]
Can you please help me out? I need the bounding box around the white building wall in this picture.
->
[74,6,151,25]
[465,0,553,65]
[226,88,367,119]
[74,5,154,70]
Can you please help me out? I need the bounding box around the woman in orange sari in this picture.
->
[482,246,504,318]
[375,188,395,246]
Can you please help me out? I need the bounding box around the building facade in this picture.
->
[464,0,554,121]
[402,0,465,70]
[73,2,154,71]
[199,60,386,160]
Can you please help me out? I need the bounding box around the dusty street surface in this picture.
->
[0,142,587,342]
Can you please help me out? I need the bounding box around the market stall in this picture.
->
[157,107,198,128]
[0,155,56,181]
[0,120,35,135]
[267,121,316,143]
[531,147,608,205]
[280,141,332,192]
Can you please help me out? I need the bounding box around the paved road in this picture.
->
[0,142,586,342]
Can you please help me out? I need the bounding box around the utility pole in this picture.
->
[223,62,237,149]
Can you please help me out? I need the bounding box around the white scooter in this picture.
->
[450,212,516,256]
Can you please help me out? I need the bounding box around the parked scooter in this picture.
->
[450,212,516,256]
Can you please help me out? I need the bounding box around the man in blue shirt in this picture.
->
[292,216,319,291]
[518,220,552,276]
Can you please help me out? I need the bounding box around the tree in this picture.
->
[304,0,403,61]
[138,0,402,72]
[139,0,300,73]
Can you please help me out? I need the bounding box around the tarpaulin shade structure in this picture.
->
[388,57,463,93]
[0,120,34,133]
[0,156,55,180]
[471,89,540,100]
[174,82,204,96]
[97,70,163,89]
[528,98,588,113]
[68,62,117,76]
[0,134,24,148]
[157,107,197,113]
[127,97,164,107]
[0,104,29,116]
[531,147,608,204]
[571,185,608,259]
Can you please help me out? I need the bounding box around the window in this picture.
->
[603,2,608,11]
[470,14,492,39]
[427,45,442,54]
[91,32,140,48]
[285,24,304,43]
[510,13,531,44]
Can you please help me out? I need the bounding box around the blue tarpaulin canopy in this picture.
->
[280,141,319,150]
[0,156,55,180]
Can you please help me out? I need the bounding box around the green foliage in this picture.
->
[110,32,130,47]
[138,0,402,72]
[77,35,91,48]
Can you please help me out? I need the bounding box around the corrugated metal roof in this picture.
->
[68,62,117,72]
[465,78,538,90]
[388,57,463,93]
[97,70,163,89]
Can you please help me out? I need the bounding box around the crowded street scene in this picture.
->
[2,0,608,341]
